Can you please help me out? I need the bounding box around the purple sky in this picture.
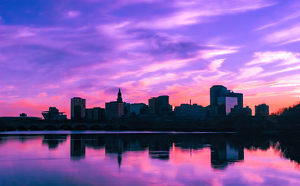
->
[1,0,300,117]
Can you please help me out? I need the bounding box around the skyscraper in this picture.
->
[71,97,86,120]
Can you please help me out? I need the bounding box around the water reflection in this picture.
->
[42,134,67,150]
[70,134,85,160]
[211,138,244,169]
[0,132,299,185]
[33,133,300,169]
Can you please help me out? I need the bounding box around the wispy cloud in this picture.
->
[264,24,300,45]
[209,58,225,71]
[238,67,264,79]
[118,0,277,30]
[246,51,300,66]
[257,10,300,30]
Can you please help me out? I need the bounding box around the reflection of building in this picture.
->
[210,85,243,116]
[255,103,269,116]
[42,107,67,121]
[86,107,105,122]
[174,103,207,119]
[71,97,86,120]
[70,134,86,160]
[42,134,67,149]
[105,89,124,120]
[149,141,170,160]
[105,138,124,168]
[211,140,244,169]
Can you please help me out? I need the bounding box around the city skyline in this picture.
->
[1,0,300,117]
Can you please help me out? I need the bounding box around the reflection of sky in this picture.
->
[226,97,238,115]
[0,135,299,185]
[1,1,300,117]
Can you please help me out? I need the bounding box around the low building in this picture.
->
[86,107,105,122]
[130,103,148,115]
[174,103,207,119]
[255,104,269,116]
[230,105,252,116]
[42,107,67,121]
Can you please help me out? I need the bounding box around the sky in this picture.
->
[1,0,300,117]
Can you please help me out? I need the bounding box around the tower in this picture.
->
[117,88,123,103]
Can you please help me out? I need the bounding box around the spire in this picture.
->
[117,88,123,103]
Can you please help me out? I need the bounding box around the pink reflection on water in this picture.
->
[0,135,299,185]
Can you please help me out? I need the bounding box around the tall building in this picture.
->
[105,88,124,120]
[71,97,86,120]
[149,96,171,115]
[210,85,243,116]
[255,103,269,116]
[157,96,170,115]
[148,97,158,114]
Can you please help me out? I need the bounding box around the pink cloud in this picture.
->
[209,58,225,71]
[238,67,264,79]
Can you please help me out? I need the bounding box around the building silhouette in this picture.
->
[210,85,243,116]
[255,103,269,116]
[230,105,252,116]
[85,107,105,122]
[42,107,67,121]
[130,103,148,115]
[174,103,207,119]
[105,88,124,120]
[148,95,172,115]
[71,97,86,120]
[148,97,158,115]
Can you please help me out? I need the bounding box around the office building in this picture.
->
[210,85,243,116]
[255,103,269,116]
[71,97,86,120]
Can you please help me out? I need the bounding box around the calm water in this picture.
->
[0,131,300,186]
